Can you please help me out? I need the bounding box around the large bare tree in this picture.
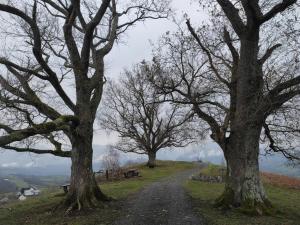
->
[0,0,169,211]
[100,63,197,168]
[149,0,300,214]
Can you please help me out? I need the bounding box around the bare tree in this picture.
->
[0,0,170,211]
[100,62,198,168]
[149,0,300,214]
[102,148,121,174]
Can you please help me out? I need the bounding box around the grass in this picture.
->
[199,163,226,177]
[102,160,195,199]
[185,164,300,225]
[0,160,196,225]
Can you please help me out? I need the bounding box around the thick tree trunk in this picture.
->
[213,33,273,215]
[62,123,109,212]
[147,151,156,168]
[215,126,273,215]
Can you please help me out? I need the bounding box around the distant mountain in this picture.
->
[0,174,69,194]
[260,154,300,178]
[1,143,299,178]
[0,145,109,176]
[157,143,300,178]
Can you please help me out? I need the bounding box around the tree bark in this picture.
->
[62,112,109,212]
[216,125,273,215]
[147,151,157,168]
[215,35,274,215]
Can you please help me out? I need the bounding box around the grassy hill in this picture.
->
[185,164,300,225]
[0,161,299,225]
[0,161,195,225]
[0,175,69,194]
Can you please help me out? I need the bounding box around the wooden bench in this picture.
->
[95,170,105,175]
[60,184,70,194]
[124,169,139,178]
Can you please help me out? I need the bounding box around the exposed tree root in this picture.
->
[214,188,275,216]
[53,185,112,215]
[214,187,235,209]
[239,198,274,216]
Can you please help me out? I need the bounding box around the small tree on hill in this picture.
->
[102,148,121,175]
[100,63,198,168]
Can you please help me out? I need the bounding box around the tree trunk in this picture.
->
[215,125,273,215]
[213,34,274,215]
[63,122,109,212]
[147,151,156,168]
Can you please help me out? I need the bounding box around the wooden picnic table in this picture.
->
[60,184,70,194]
[124,169,139,178]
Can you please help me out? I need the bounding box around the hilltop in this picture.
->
[0,161,299,225]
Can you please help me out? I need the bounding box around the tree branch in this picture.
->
[2,145,71,158]
[259,0,297,24]
[259,44,282,64]
[81,0,111,72]
[0,4,76,111]
[263,121,300,160]
[0,116,78,146]
[216,0,246,36]
[186,19,230,87]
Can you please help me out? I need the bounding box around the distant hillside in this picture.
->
[262,172,300,189]
[259,154,300,178]
[0,174,68,194]
[1,144,299,178]
[0,179,17,194]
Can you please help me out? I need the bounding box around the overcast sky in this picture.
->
[95,0,206,145]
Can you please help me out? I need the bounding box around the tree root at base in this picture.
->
[214,189,275,216]
[52,188,112,215]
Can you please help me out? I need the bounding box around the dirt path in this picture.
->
[113,168,205,225]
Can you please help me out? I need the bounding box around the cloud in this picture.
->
[1,161,36,168]
[94,155,105,163]
[1,162,19,168]
[24,162,35,168]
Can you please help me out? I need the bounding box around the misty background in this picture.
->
[1,143,299,178]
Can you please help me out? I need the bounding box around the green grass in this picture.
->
[200,163,225,177]
[0,160,196,225]
[102,160,195,199]
[185,165,300,225]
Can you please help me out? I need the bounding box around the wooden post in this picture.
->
[106,170,109,180]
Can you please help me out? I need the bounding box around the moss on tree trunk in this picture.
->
[59,123,110,213]
[215,126,274,215]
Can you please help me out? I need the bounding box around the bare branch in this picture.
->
[259,0,297,24]
[0,115,78,146]
[2,145,71,158]
[216,0,246,35]
[186,19,230,87]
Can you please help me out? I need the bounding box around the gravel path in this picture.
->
[113,168,205,225]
